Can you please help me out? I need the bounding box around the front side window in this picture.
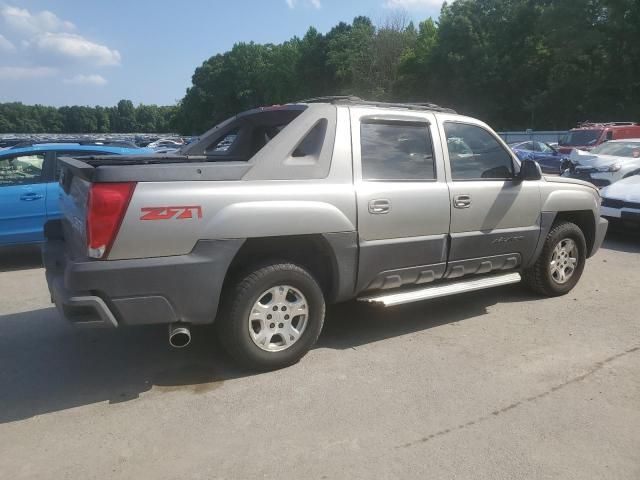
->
[537,142,554,153]
[560,129,603,147]
[0,154,45,186]
[360,121,435,181]
[444,123,514,180]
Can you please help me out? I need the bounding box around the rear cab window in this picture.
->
[360,120,435,181]
[205,130,240,154]
[185,106,308,162]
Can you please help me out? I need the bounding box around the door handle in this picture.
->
[20,193,44,201]
[453,194,472,209]
[368,199,391,214]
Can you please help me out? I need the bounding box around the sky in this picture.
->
[0,0,445,107]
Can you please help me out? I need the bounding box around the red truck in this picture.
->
[558,122,640,154]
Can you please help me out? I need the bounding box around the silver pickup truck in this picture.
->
[44,97,608,370]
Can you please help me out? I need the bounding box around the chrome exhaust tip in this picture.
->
[169,323,191,348]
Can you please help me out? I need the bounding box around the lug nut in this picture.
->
[282,306,287,311]
[279,323,284,328]
[267,314,272,320]
[273,306,278,311]
[284,315,290,320]
[270,323,275,329]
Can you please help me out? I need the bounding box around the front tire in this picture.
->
[217,263,325,371]
[523,221,587,297]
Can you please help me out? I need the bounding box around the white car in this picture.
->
[600,175,640,229]
[562,139,640,187]
[147,138,184,150]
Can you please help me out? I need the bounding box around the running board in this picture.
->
[358,272,522,307]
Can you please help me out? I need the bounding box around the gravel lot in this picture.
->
[1,235,639,479]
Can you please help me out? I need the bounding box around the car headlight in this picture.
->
[596,163,622,172]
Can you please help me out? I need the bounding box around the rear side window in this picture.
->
[0,154,45,186]
[205,130,239,154]
[360,121,435,181]
[444,123,514,180]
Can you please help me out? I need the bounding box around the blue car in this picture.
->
[0,141,152,246]
[509,141,567,174]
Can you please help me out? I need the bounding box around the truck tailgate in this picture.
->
[55,155,252,260]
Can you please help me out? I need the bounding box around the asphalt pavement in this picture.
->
[0,236,639,479]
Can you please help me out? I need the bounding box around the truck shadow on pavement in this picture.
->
[601,231,640,254]
[0,245,43,272]
[318,286,530,350]
[0,285,533,424]
[1,233,635,423]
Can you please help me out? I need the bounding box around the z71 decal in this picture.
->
[140,206,203,221]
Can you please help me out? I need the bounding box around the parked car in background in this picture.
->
[147,138,184,150]
[561,139,640,187]
[0,138,30,150]
[0,141,152,246]
[600,175,640,230]
[509,141,567,174]
[558,122,640,154]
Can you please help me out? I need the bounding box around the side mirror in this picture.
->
[519,159,542,181]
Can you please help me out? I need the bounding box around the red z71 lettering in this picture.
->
[140,206,203,221]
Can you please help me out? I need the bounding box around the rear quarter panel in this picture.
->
[108,106,356,260]
[109,181,357,259]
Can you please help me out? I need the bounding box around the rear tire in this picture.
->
[523,221,587,297]
[216,263,325,371]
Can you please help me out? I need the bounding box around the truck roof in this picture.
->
[296,96,457,114]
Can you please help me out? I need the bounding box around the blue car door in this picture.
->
[533,142,561,173]
[0,152,48,245]
[46,152,72,222]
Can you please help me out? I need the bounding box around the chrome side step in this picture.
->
[358,272,522,307]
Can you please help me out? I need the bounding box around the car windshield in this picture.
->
[510,142,532,150]
[591,141,640,158]
[560,130,603,146]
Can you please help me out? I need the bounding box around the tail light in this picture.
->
[86,182,136,259]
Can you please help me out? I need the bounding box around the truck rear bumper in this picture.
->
[43,231,244,328]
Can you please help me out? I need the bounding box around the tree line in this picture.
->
[175,0,640,134]
[2,0,639,135]
[0,100,176,134]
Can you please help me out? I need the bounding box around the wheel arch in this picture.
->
[553,210,596,257]
[525,209,597,268]
[223,233,358,304]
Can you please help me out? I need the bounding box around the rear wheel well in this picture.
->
[224,235,337,300]
[554,210,596,256]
